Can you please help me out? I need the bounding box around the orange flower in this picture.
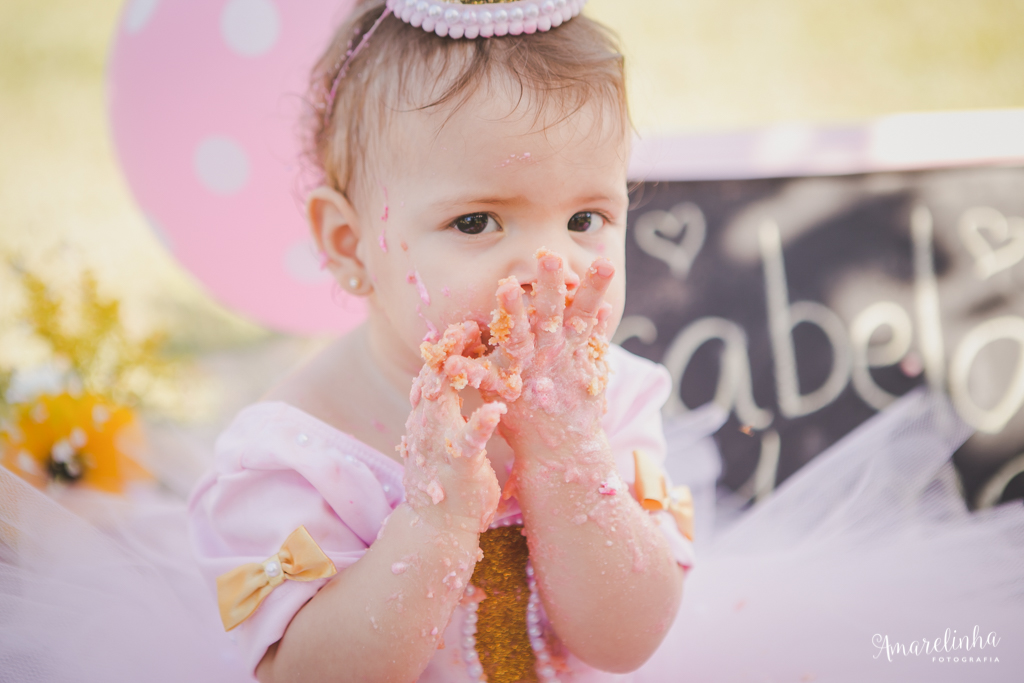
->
[1,392,149,493]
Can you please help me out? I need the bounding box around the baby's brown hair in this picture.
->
[305,0,628,205]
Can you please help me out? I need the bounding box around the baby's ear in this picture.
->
[308,186,371,295]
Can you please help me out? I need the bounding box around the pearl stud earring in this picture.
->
[348,276,361,290]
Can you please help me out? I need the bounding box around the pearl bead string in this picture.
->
[386,0,587,40]
[526,561,559,681]
[462,594,485,680]
[462,514,560,683]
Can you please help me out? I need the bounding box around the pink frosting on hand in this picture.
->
[422,480,445,504]
[403,321,504,532]
[485,250,613,454]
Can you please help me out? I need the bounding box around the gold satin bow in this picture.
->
[633,450,695,541]
[216,525,337,631]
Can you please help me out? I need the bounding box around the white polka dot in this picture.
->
[221,0,281,57]
[285,239,332,284]
[124,0,161,34]
[194,136,250,195]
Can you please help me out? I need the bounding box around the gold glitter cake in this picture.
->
[471,524,538,683]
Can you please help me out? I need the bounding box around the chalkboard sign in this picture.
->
[619,166,1024,507]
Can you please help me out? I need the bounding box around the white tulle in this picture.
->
[1,389,1021,682]
[0,474,253,682]
[639,389,1024,683]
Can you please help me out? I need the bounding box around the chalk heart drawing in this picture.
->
[958,206,1024,279]
[634,201,706,278]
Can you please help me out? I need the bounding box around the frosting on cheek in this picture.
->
[415,305,440,343]
[406,270,431,305]
[380,186,389,222]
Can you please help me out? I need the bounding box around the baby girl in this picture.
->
[189,2,692,681]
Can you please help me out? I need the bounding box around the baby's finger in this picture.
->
[532,249,567,347]
[452,401,507,459]
[488,277,534,369]
[445,355,495,391]
[418,324,481,402]
[415,364,463,407]
[420,320,481,371]
[593,301,614,341]
[581,303,612,398]
[413,363,444,403]
[445,354,522,402]
[565,258,615,340]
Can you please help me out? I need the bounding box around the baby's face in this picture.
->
[354,89,630,376]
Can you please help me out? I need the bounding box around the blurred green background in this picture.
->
[2,0,1024,358]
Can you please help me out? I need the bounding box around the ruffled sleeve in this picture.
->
[603,345,695,570]
[187,402,404,673]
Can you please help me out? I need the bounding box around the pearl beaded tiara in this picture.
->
[385,0,587,39]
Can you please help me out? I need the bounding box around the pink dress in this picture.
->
[188,345,695,681]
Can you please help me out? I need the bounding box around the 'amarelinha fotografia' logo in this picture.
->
[872,626,1001,664]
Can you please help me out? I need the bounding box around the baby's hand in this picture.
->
[448,250,615,457]
[508,250,614,451]
[401,321,504,533]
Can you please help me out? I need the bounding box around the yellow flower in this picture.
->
[1,392,149,493]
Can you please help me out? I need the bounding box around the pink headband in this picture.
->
[325,7,394,121]
[386,0,587,39]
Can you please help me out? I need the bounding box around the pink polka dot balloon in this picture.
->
[109,0,364,334]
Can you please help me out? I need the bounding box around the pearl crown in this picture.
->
[386,0,586,39]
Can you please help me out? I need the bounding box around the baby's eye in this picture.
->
[451,213,499,235]
[568,212,605,233]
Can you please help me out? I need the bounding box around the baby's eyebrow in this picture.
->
[429,194,520,210]
[573,192,627,206]
[430,191,625,213]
